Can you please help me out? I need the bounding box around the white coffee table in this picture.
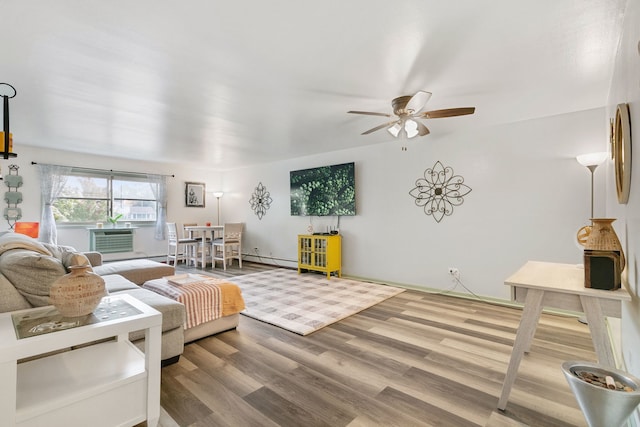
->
[0,294,162,427]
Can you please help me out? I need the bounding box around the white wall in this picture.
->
[5,104,607,302]
[1,146,222,261]
[224,108,607,300]
[606,0,640,381]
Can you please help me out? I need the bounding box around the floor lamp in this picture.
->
[576,152,608,219]
[576,152,608,324]
[213,192,224,225]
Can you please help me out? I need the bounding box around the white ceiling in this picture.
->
[0,0,627,169]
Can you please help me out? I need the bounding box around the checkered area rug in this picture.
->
[228,269,405,335]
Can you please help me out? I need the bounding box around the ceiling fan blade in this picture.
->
[361,120,398,135]
[405,91,432,114]
[416,121,430,136]
[420,107,475,119]
[347,110,392,118]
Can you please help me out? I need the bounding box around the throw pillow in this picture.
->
[62,252,93,271]
[43,244,93,272]
[0,249,66,307]
[0,272,31,312]
[42,243,78,260]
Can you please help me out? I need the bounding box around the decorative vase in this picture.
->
[50,265,106,317]
[583,218,625,271]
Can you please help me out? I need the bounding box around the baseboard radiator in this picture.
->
[89,229,134,253]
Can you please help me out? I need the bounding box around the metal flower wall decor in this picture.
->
[249,182,273,220]
[409,160,472,223]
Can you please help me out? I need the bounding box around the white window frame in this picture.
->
[53,170,159,225]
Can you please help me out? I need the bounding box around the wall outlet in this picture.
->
[448,267,460,280]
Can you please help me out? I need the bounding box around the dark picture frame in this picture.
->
[185,182,206,207]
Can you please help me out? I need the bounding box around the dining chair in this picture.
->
[184,223,213,268]
[212,223,243,270]
[166,222,198,266]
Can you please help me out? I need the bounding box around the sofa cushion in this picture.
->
[83,251,103,267]
[103,274,140,293]
[0,272,31,312]
[0,249,67,306]
[93,259,175,285]
[110,287,186,335]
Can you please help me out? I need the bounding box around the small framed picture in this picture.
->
[185,182,206,207]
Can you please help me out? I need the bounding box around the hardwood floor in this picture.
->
[157,262,593,426]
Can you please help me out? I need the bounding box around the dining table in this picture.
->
[183,225,224,267]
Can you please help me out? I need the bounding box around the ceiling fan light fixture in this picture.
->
[349,91,476,138]
[387,123,402,137]
[404,119,419,138]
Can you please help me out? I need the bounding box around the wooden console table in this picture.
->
[497,261,631,411]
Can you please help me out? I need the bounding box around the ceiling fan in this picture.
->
[348,91,475,138]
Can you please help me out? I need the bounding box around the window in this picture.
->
[54,171,158,224]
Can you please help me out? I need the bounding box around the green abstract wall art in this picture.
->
[290,162,356,216]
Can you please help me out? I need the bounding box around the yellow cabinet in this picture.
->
[298,234,341,279]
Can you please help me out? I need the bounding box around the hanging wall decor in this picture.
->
[249,182,273,220]
[0,83,18,160]
[4,164,23,228]
[613,103,632,204]
[409,160,471,223]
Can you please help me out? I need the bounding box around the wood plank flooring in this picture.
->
[155,262,594,426]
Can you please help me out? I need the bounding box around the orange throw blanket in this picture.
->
[218,282,246,316]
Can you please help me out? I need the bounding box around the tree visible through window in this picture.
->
[54,172,158,224]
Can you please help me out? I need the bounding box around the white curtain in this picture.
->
[147,174,168,240]
[37,164,71,244]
